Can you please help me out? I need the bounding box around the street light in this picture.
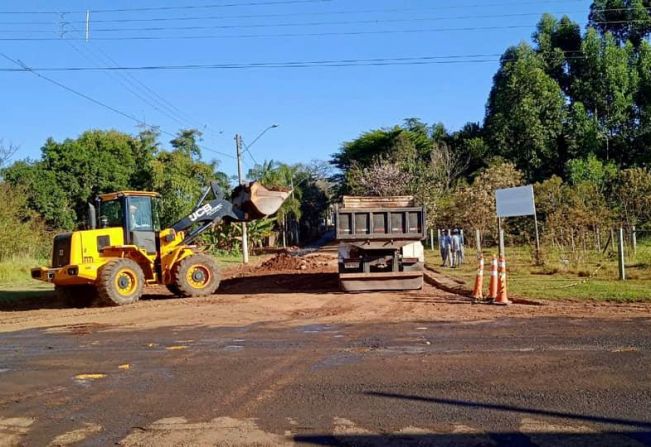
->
[235,124,279,264]
[244,124,279,157]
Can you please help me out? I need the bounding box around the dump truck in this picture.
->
[336,196,426,291]
[31,182,289,307]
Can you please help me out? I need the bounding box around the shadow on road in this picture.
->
[295,432,651,446]
[218,272,341,294]
[294,391,651,446]
[0,273,342,311]
[0,289,60,311]
[364,391,651,430]
[363,392,651,429]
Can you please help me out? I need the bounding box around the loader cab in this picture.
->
[98,191,161,255]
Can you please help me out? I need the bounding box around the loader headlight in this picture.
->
[67,267,79,276]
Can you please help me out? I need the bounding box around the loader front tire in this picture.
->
[172,254,220,297]
[97,259,145,306]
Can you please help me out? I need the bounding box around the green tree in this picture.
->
[589,0,651,46]
[566,153,618,189]
[452,162,525,232]
[42,131,139,212]
[445,122,489,179]
[571,30,642,164]
[533,14,582,93]
[332,119,435,191]
[485,43,567,181]
[613,167,651,225]
[248,160,333,244]
[0,182,49,260]
[2,161,74,229]
[565,102,602,160]
[636,40,651,163]
[151,129,221,226]
[131,126,161,190]
[332,128,403,176]
[2,130,142,229]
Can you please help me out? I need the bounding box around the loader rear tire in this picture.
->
[97,259,145,306]
[172,254,220,297]
[55,285,97,308]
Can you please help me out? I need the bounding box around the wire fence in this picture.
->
[428,226,651,282]
[624,228,651,280]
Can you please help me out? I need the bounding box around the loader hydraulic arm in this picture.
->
[170,181,290,246]
[171,182,243,246]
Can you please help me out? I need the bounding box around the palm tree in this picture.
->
[248,161,304,246]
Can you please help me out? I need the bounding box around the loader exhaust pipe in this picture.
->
[88,203,97,230]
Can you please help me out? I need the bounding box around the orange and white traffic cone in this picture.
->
[493,256,511,305]
[488,256,498,301]
[471,256,484,301]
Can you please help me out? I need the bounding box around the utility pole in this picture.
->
[235,134,249,264]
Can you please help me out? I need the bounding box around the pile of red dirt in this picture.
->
[257,253,334,272]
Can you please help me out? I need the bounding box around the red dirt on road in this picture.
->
[1,251,650,335]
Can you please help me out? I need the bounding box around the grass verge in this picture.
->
[425,246,651,302]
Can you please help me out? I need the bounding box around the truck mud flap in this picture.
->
[339,271,423,292]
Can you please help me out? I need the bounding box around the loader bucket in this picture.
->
[231,182,291,221]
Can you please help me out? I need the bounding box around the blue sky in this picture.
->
[1,0,591,177]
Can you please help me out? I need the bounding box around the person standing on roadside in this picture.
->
[440,229,452,267]
[457,228,465,265]
[451,229,462,268]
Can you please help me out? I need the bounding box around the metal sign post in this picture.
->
[495,185,539,260]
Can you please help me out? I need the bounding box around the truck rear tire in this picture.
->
[97,259,145,306]
[171,254,220,297]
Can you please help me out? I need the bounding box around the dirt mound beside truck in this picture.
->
[257,253,335,273]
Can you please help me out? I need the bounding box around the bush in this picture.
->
[0,182,51,262]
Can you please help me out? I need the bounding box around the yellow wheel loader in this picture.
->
[31,182,289,307]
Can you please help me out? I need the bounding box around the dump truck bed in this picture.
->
[335,196,426,292]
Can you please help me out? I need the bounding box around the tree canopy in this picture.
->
[2,128,227,230]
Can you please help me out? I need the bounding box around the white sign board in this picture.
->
[496,185,536,218]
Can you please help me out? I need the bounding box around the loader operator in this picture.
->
[129,204,145,230]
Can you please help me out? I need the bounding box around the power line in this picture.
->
[0,0,333,15]
[85,12,589,33]
[8,17,647,42]
[0,24,543,41]
[43,11,228,153]
[52,8,651,34]
[2,5,648,36]
[62,38,191,129]
[0,52,235,160]
[244,144,260,166]
[57,18,227,144]
[1,5,646,28]
[0,10,590,29]
[1,2,605,26]
[0,53,507,72]
[66,34,226,141]
[0,50,600,73]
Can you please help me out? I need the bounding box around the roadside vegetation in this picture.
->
[1,1,651,300]
[330,1,651,301]
[425,238,651,302]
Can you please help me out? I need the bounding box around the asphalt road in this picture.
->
[1,316,650,446]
